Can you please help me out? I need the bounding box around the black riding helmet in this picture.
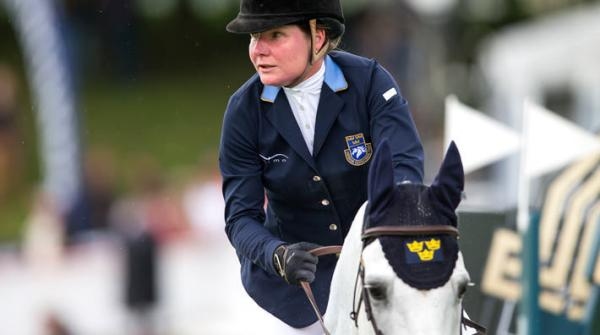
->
[226,0,345,38]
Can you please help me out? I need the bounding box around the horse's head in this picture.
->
[359,140,469,335]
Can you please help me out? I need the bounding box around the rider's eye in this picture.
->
[365,283,387,301]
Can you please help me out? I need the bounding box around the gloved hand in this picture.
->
[273,242,321,285]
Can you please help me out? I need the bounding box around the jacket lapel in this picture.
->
[312,85,344,157]
[261,55,348,166]
[264,90,316,170]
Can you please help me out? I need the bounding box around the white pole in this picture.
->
[516,99,531,335]
[517,100,532,233]
[1,0,82,214]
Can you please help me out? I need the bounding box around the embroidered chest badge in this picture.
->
[344,133,373,166]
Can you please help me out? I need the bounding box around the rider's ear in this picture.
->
[430,141,464,217]
[368,139,394,225]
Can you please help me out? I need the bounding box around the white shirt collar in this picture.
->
[283,62,325,95]
[282,62,325,155]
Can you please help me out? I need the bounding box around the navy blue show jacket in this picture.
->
[219,51,424,328]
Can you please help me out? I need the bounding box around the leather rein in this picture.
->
[300,225,487,335]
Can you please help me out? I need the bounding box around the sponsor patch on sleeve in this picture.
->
[382,88,397,101]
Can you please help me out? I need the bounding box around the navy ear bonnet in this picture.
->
[365,140,464,290]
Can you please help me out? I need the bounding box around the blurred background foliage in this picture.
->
[0,0,597,242]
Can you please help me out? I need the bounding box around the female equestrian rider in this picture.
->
[219,1,424,333]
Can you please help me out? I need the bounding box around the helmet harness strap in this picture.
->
[309,19,328,64]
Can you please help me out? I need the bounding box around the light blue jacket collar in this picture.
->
[260,55,348,103]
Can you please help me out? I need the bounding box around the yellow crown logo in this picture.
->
[425,238,441,250]
[417,249,435,261]
[406,238,442,262]
[406,240,424,253]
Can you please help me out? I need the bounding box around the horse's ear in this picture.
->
[368,139,394,225]
[430,141,464,218]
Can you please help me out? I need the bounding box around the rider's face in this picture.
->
[249,25,323,87]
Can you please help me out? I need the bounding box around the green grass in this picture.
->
[82,65,253,180]
[0,194,29,244]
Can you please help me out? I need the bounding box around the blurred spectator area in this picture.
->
[0,0,252,242]
[0,0,597,241]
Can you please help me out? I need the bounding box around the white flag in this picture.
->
[444,95,521,174]
[523,100,600,177]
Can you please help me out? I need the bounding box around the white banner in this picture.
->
[523,100,600,177]
[444,95,521,174]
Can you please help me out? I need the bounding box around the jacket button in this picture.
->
[313,175,321,182]
[321,199,330,206]
[329,224,338,231]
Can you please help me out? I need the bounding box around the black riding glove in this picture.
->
[273,242,321,285]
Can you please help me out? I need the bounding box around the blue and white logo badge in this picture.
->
[344,133,372,166]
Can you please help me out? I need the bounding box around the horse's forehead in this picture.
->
[363,240,468,275]
[362,243,464,323]
[362,240,463,280]
[363,233,460,290]
[360,241,468,334]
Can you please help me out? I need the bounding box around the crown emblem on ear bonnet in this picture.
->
[365,140,465,289]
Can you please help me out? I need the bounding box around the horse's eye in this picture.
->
[457,282,472,299]
[365,284,387,301]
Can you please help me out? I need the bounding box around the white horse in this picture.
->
[318,141,485,335]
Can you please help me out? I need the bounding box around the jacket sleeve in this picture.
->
[367,63,424,183]
[219,94,283,275]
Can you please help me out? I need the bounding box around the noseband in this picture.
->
[348,224,487,335]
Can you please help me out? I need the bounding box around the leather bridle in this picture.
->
[351,224,487,335]
[300,224,487,335]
